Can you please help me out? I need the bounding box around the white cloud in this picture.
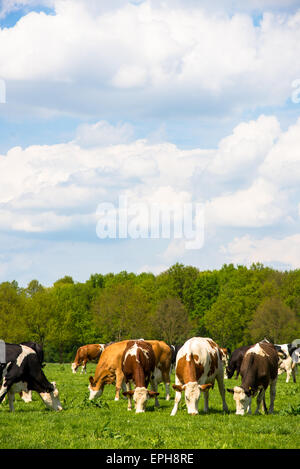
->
[1,2,300,117]
[205,178,284,228]
[207,115,281,177]
[75,120,134,147]
[222,233,300,269]
[259,117,300,188]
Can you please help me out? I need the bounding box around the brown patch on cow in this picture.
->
[208,351,218,377]
[122,340,156,388]
[176,354,204,384]
[207,339,218,350]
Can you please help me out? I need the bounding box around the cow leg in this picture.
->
[268,379,277,414]
[81,360,87,374]
[170,390,182,416]
[292,364,296,383]
[170,377,182,416]
[150,378,160,407]
[115,370,124,401]
[0,384,8,404]
[126,387,133,411]
[262,395,268,414]
[216,372,229,412]
[255,389,265,414]
[203,389,210,413]
[7,390,15,412]
[162,368,171,401]
[247,397,252,414]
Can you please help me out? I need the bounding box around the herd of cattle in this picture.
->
[0,337,299,416]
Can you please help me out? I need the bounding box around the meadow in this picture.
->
[0,363,299,450]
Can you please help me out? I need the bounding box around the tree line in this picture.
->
[0,263,299,362]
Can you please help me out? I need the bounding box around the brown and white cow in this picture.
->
[227,341,278,415]
[122,340,159,413]
[71,343,105,374]
[170,337,228,416]
[88,339,172,403]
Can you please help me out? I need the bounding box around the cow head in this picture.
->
[173,382,213,415]
[88,375,105,400]
[227,386,252,415]
[123,387,159,413]
[39,382,63,411]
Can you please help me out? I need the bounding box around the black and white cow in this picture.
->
[227,341,278,415]
[226,341,286,380]
[18,341,45,402]
[275,343,300,383]
[0,343,62,412]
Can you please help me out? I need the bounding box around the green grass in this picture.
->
[0,363,299,449]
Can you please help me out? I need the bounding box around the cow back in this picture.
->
[175,337,223,385]
[240,342,278,388]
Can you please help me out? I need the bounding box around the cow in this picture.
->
[170,337,228,416]
[225,345,252,379]
[226,340,286,381]
[275,343,300,383]
[227,341,278,415]
[88,339,172,404]
[18,341,45,403]
[71,343,105,374]
[121,340,159,413]
[0,343,62,412]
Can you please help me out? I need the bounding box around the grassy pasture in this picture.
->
[0,363,299,449]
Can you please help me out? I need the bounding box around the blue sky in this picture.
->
[0,0,300,286]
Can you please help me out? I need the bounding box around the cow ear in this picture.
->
[173,384,183,392]
[199,383,213,391]
[227,388,234,394]
[147,391,159,397]
[89,376,94,386]
[123,390,134,396]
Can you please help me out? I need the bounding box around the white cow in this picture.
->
[276,343,300,383]
[170,337,228,416]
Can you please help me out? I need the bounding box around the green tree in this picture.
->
[248,296,300,343]
[203,295,246,348]
[151,296,194,345]
[92,282,152,342]
[0,281,27,342]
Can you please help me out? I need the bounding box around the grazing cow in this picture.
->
[18,341,45,403]
[226,341,285,381]
[227,341,278,415]
[88,339,172,403]
[0,343,62,412]
[275,343,300,383]
[122,340,159,413]
[71,343,105,374]
[170,337,228,416]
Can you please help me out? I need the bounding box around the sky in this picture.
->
[0,0,300,286]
